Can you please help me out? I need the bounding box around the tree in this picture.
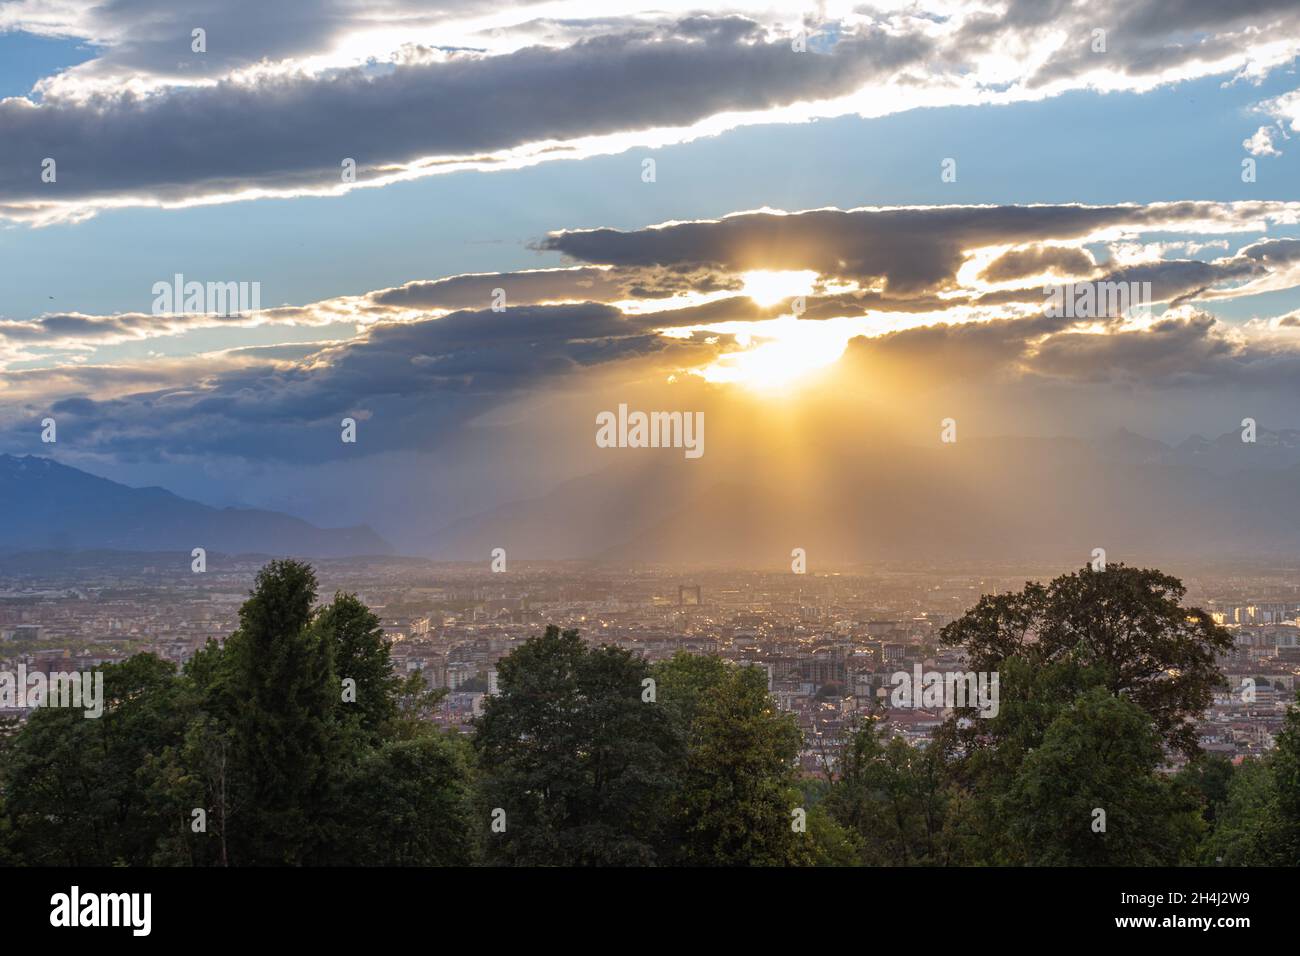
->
[1199,757,1280,865]
[219,559,342,864]
[651,652,729,766]
[801,797,862,866]
[332,733,478,865]
[824,718,955,866]
[390,669,448,739]
[0,561,482,867]
[2,654,185,865]
[146,562,482,866]
[668,663,812,866]
[474,626,676,865]
[1264,688,1300,864]
[1176,753,1236,831]
[315,592,399,741]
[942,564,1231,756]
[950,655,1110,782]
[1002,688,1203,865]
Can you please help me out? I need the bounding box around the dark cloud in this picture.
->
[4,0,1296,219]
[1024,312,1300,388]
[14,0,527,85]
[370,268,626,310]
[6,199,1300,480]
[837,311,1080,389]
[543,202,1296,294]
[980,245,1096,282]
[998,0,1300,88]
[367,265,742,311]
[0,301,708,463]
[0,20,929,215]
[6,203,1300,371]
[839,308,1300,395]
[0,309,256,348]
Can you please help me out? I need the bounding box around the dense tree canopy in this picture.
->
[0,559,1292,868]
[2,559,477,867]
[474,625,676,865]
[941,564,1233,756]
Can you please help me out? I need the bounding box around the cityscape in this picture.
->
[0,0,1297,930]
[4,553,1295,770]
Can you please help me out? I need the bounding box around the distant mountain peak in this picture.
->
[0,455,392,557]
[1092,427,1169,462]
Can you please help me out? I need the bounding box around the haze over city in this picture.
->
[0,0,1298,901]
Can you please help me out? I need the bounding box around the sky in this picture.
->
[3,0,1300,553]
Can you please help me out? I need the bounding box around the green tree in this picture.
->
[1257,688,1300,864]
[942,564,1231,756]
[651,652,728,772]
[1176,753,1236,831]
[0,562,484,867]
[669,664,812,866]
[390,669,448,739]
[144,711,238,866]
[315,592,399,740]
[803,804,862,866]
[824,718,955,866]
[1200,758,1279,865]
[1003,688,1203,865]
[2,654,185,865]
[474,625,676,865]
[220,559,342,865]
[332,732,478,865]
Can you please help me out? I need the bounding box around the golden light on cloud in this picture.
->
[739,269,819,307]
[695,316,855,391]
[663,306,1006,393]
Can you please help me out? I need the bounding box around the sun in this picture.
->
[739,269,819,307]
[697,316,855,391]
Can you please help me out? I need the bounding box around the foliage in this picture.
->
[0,560,1287,869]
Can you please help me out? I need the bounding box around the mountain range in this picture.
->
[5,426,1300,565]
[0,454,391,557]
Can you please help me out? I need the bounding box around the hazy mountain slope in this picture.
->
[0,455,392,557]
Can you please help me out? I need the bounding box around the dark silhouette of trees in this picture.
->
[1,559,1293,867]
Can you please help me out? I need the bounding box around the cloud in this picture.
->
[4,1,1300,221]
[3,0,521,88]
[543,201,1300,294]
[0,299,723,461]
[0,17,930,222]
[1028,312,1240,384]
[7,198,1300,480]
[367,265,743,311]
[838,306,1300,395]
[8,201,1300,372]
[979,245,1098,282]
[1255,88,1300,139]
[1243,124,1283,157]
